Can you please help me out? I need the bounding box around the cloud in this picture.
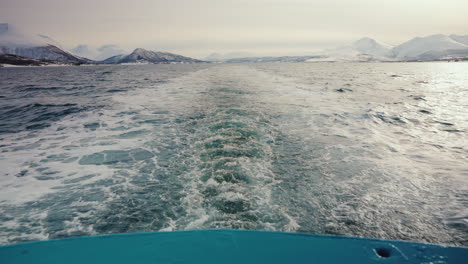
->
[70,44,127,60]
[70,44,96,59]
[95,45,126,60]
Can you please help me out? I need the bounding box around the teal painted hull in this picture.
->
[1,230,467,263]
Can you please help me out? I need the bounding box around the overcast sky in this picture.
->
[1,0,467,58]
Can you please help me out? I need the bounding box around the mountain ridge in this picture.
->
[1,23,467,64]
[391,34,468,60]
[0,23,92,64]
[0,53,83,67]
[100,48,204,64]
[215,34,468,63]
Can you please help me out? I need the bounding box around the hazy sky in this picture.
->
[1,0,467,58]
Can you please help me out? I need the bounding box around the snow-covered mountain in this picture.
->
[391,34,468,60]
[0,24,51,48]
[70,45,96,60]
[100,48,203,64]
[307,35,468,62]
[0,45,93,64]
[218,34,468,63]
[224,55,324,63]
[351,37,393,58]
[210,38,392,63]
[449,35,468,45]
[71,44,127,61]
[0,23,92,64]
[0,54,80,67]
[205,52,255,62]
[204,53,224,62]
[99,54,126,64]
[2,22,468,64]
[205,38,395,63]
[95,45,127,61]
[307,37,394,62]
[37,34,63,49]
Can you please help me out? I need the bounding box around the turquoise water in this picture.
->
[0,63,467,246]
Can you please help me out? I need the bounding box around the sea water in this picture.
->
[0,62,466,246]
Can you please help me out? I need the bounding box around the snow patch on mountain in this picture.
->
[392,34,468,60]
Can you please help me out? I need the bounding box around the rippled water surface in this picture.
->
[0,63,467,246]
